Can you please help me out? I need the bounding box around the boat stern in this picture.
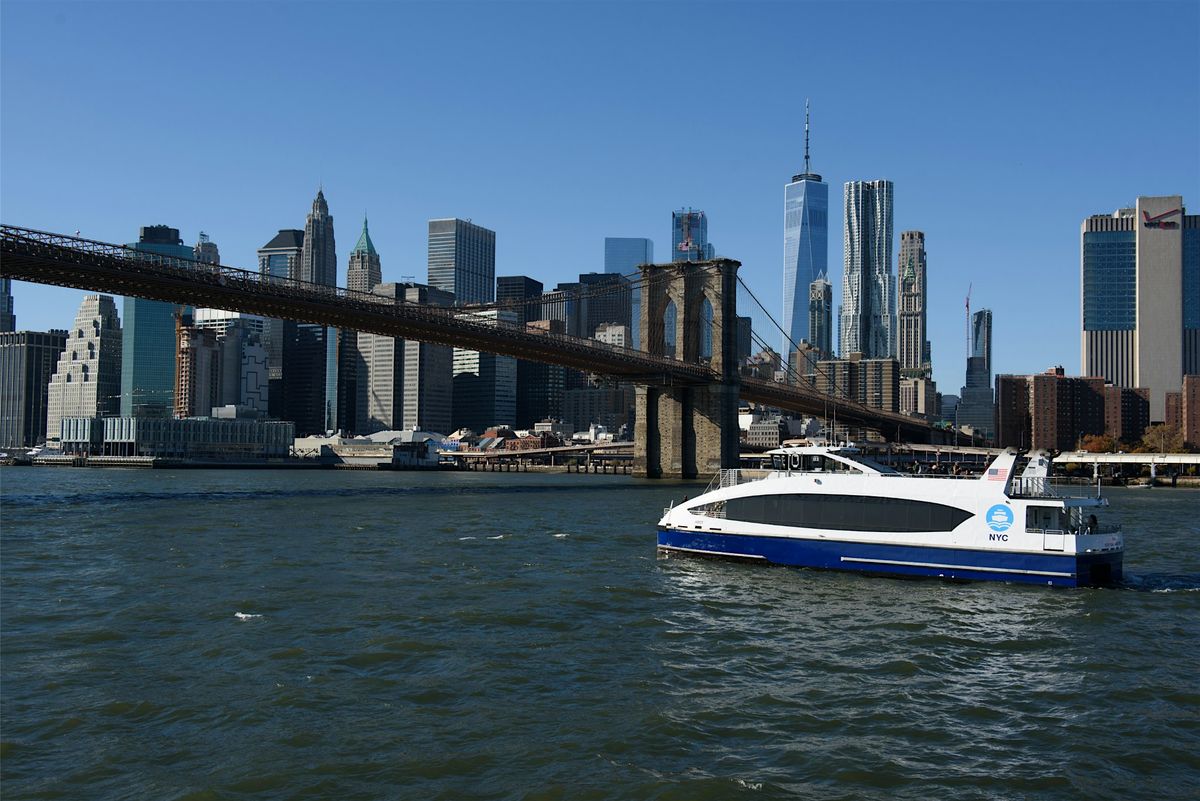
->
[1072,529,1124,586]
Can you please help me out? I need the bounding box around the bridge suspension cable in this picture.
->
[735,275,856,404]
[0,224,930,440]
[457,261,724,318]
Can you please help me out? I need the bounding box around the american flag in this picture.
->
[988,468,1008,481]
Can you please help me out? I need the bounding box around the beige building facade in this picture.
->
[1082,195,1197,421]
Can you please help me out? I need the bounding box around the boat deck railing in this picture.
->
[705,468,771,494]
[1026,524,1122,536]
[696,470,1103,500]
[1009,477,1102,500]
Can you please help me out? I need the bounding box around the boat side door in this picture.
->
[1025,504,1065,551]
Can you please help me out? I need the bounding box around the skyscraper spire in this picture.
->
[790,100,821,183]
[352,214,377,256]
[804,98,812,176]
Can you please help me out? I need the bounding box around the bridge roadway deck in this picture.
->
[1,225,930,440]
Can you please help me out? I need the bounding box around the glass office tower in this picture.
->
[672,209,712,263]
[958,309,995,439]
[782,102,828,354]
[1081,195,1199,420]
[257,229,305,421]
[604,238,653,275]
[604,237,653,349]
[121,225,193,417]
[1081,222,1136,387]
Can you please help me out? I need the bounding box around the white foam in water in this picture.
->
[487,535,505,540]
[234,612,262,620]
[554,533,569,538]
[459,536,476,541]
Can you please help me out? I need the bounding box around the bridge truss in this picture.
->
[0,224,931,441]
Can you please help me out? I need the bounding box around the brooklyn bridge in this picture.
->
[0,224,934,477]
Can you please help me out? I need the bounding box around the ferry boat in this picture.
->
[657,446,1123,587]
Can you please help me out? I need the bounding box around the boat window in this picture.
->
[845,454,900,474]
[722,494,971,533]
[1025,505,1066,532]
[691,501,726,518]
[769,454,867,473]
[820,456,862,473]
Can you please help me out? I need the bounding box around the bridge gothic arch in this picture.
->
[634,260,741,478]
[699,295,714,362]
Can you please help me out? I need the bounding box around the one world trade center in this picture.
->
[782,101,829,357]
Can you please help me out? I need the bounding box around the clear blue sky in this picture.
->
[3,1,1198,393]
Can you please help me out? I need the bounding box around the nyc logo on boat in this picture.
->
[985,505,1014,532]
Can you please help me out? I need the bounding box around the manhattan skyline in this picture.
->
[2,1,1197,394]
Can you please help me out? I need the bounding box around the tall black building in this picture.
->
[282,321,331,436]
[736,316,753,364]
[578,272,632,338]
[496,276,543,325]
[258,229,304,420]
[1,278,15,333]
[958,309,995,439]
[497,276,547,429]
[0,330,68,447]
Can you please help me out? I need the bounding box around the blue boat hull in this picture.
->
[657,528,1122,587]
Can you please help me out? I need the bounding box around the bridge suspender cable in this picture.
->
[734,275,855,405]
[1,224,926,439]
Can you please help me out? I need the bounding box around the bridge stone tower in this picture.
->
[635,259,742,479]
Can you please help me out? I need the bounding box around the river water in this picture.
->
[1,468,1198,800]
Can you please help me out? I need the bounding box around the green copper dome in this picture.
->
[353,217,377,255]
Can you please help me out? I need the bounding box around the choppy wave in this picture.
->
[0,477,689,510]
[1,470,1197,801]
[1123,573,1200,592]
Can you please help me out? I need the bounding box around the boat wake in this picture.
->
[1120,573,1200,592]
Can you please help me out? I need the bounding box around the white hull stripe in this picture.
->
[840,556,1074,578]
[660,545,767,560]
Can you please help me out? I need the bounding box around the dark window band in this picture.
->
[722,493,971,533]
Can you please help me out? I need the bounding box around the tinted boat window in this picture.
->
[723,494,971,533]
[1026,505,1067,531]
